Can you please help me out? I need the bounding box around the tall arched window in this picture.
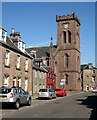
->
[63,31,66,43]
[68,31,71,43]
[77,56,80,71]
[65,53,69,68]
[66,74,69,85]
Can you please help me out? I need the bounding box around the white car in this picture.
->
[92,87,97,93]
[38,88,56,99]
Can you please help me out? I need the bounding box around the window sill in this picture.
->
[25,70,28,72]
[4,65,10,68]
[16,68,21,71]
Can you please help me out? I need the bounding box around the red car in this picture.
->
[55,88,66,97]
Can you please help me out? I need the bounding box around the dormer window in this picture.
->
[18,42,21,49]
[22,43,25,52]
[0,26,7,43]
[22,43,24,49]
[2,30,5,39]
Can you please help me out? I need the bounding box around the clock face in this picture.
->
[64,24,68,29]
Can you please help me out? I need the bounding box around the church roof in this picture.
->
[26,45,57,58]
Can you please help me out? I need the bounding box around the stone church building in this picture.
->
[26,12,82,91]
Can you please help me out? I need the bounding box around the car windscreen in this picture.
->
[55,89,61,91]
[0,88,11,94]
[39,89,47,92]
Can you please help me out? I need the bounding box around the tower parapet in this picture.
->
[56,12,81,25]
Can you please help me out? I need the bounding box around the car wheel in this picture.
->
[15,100,20,109]
[49,95,52,100]
[62,94,63,97]
[55,95,57,98]
[27,99,31,106]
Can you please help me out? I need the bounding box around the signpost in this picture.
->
[60,79,65,88]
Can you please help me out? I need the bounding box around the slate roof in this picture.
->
[26,45,57,58]
[0,36,32,59]
[0,26,7,32]
[81,64,97,70]
[26,46,50,58]
[81,64,89,70]
[33,62,47,72]
[11,37,25,43]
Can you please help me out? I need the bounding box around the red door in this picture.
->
[13,81,15,87]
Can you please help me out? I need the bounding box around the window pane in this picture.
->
[25,59,28,71]
[66,74,68,85]
[17,56,20,68]
[65,54,68,68]
[68,31,71,43]
[25,79,27,91]
[64,31,66,43]
[39,89,47,92]
[5,50,9,66]
[55,89,61,91]
[0,88,11,94]
[4,76,8,86]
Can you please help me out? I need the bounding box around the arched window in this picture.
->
[65,53,69,68]
[63,31,66,43]
[68,31,71,43]
[77,56,80,71]
[66,74,68,85]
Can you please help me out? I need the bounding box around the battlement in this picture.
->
[56,12,81,25]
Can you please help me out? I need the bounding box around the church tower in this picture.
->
[54,12,81,90]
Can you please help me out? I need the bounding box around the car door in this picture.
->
[21,89,28,103]
[51,89,55,98]
[49,89,52,98]
[18,88,26,104]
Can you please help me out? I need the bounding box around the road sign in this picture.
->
[60,79,65,85]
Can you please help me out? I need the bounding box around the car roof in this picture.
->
[0,86,11,89]
[39,88,53,90]
[55,88,62,89]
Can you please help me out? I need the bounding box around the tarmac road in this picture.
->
[1,92,97,119]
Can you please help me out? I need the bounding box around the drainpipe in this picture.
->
[32,62,33,96]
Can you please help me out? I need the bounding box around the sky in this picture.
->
[1,2,95,66]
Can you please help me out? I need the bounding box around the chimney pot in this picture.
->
[12,28,14,33]
[88,63,92,69]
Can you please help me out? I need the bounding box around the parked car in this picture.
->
[38,88,56,99]
[55,88,66,97]
[0,86,31,109]
[92,87,97,93]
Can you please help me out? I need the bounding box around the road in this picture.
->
[1,92,97,119]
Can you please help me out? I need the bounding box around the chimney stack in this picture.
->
[12,28,14,33]
[88,63,92,69]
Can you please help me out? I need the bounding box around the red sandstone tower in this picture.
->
[53,12,81,90]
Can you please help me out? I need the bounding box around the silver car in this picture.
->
[0,86,31,109]
[38,88,56,99]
